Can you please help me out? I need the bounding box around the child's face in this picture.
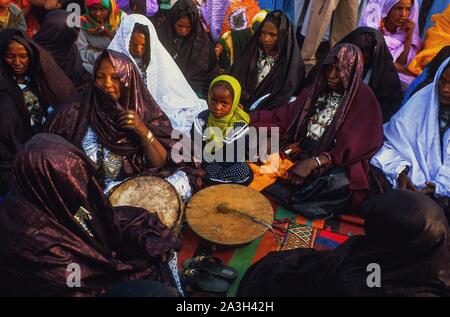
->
[0,0,11,8]
[209,86,233,119]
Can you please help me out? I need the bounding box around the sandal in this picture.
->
[182,255,238,281]
[181,268,230,293]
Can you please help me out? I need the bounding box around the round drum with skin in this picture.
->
[186,184,273,246]
[109,176,184,234]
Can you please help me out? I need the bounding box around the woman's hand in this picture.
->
[118,111,168,168]
[400,19,415,39]
[117,110,149,139]
[397,171,416,191]
[287,158,318,186]
[418,181,436,195]
[394,62,416,76]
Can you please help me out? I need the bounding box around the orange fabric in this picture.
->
[248,153,294,192]
[407,4,450,76]
[221,0,260,35]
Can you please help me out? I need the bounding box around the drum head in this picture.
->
[109,176,181,229]
[186,184,273,246]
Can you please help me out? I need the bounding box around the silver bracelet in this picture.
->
[313,156,322,168]
[146,130,155,142]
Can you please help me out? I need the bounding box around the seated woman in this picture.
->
[408,4,450,77]
[46,49,176,194]
[34,10,91,90]
[237,190,450,296]
[191,75,252,186]
[108,14,207,135]
[229,10,304,111]
[360,0,423,90]
[305,27,404,123]
[156,0,218,98]
[371,56,450,215]
[77,0,124,73]
[0,133,182,296]
[0,29,76,196]
[251,44,383,218]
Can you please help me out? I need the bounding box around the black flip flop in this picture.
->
[182,255,238,281]
[181,268,230,294]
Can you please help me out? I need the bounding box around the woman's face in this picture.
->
[174,16,192,38]
[89,4,108,24]
[129,31,146,60]
[209,85,233,118]
[260,21,278,56]
[4,41,29,78]
[439,66,450,106]
[387,0,412,28]
[95,57,121,101]
[325,63,344,94]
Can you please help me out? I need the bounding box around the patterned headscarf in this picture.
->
[287,44,365,143]
[221,0,260,35]
[81,0,124,34]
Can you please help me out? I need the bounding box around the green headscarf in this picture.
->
[206,75,250,150]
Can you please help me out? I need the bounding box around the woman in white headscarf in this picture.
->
[108,14,207,135]
[371,56,450,213]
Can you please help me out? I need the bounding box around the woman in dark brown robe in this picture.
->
[304,27,403,123]
[0,133,181,296]
[238,190,450,297]
[251,44,383,218]
[45,49,179,194]
[0,28,76,196]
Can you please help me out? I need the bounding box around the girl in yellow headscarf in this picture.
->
[191,75,253,186]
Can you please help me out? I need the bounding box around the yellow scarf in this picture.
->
[206,75,250,150]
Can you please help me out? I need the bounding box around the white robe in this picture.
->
[371,57,450,198]
[108,14,207,135]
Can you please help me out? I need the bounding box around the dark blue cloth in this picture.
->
[400,67,429,107]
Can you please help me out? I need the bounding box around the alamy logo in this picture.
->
[169,127,280,166]
[66,263,81,288]
[66,4,81,28]
[366,263,381,288]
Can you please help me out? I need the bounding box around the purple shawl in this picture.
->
[0,133,181,296]
[200,0,230,41]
